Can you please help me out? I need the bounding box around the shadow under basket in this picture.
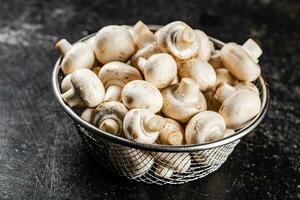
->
[52,25,269,185]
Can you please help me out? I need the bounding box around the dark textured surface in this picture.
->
[0,0,299,199]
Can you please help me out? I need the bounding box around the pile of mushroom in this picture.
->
[56,20,263,177]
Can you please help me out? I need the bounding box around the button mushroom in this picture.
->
[98,62,142,102]
[130,43,162,68]
[158,118,185,145]
[94,25,135,64]
[138,53,177,89]
[121,80,163,113]
[61,69,105,108]
[61,74,72,93]
[123,108,166,144]
[162,78,207,123]
[91,102,128,136]
[129,21,155,49]
[242,38,262,62]
[155,21,199,60]
[153,152,191,179]
[195,29,211,61]
[185,111,226,144]
[220,42,261,81]
[179,59,216,91]
[214,68,237,89]
[214,83,261,129]
[81,108,94,123]
[109,144,154,178]
[55,39,94,75]
[234,81,259,95]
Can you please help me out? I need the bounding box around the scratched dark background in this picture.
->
[0,0,299,199]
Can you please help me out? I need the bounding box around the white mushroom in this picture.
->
[121,80,163,113]
[91,102,128,136]
[185,111,226,144]
[179,59,216,91]
[98,62,142,102]
[195,29,211,61]
[223,129,236,138]
[130,43,162,68]
[155,21,199,60]
[158,118,184,145]
[129,21,155,49]
[138,53,177,89]
[81,108,94,122]
[94,25,135,64]
[214,68,237,88]
[123,109,166,144]
[55,39,94,74]
[61,69,105,108]
[109,145,154,178]
[214,83,261,129]
[61,74,72,93]
[220,42,261,81]
[234,82,259,95]
[153,152,191,179]
[162,78,207,123]
[242,38,262,62]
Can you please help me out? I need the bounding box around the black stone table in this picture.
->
[0,0,299,199]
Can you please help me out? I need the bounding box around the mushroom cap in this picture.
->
[61,74,72,93]
[95,25,135,64]
[179,59,216,91]
[220,42,261,81]
[138,53,177,89]
[109,145,154,177]
[158,118,185,145]
[130,43,162,68]
[123,109,165,144]
[195,30,211,61]
[81,108,94,123]
[129,21,155,49]
[121,80,163,113]
[162,78,207,123]
[60,42,94,75]
[155,21,199,60]
[98,61,142,88]
[215,68,237,87]
[153,152,191,173]
[185,111,226,144]
[219,89,261,129]
[71,68,105,107]
[234,81,259,95]
[91,101,128,136]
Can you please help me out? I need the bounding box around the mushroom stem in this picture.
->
[160,131,183,145]
[214,83,236,103]
[242,39,262,61]
[61,88,84,107]
[176,27,195,49]
[104,85,122,102]
[99,119,119,135]
[143,115,166,132]
[55,39,72,55]
[174,78,199,100]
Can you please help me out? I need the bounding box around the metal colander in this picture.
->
[52,25,269,185]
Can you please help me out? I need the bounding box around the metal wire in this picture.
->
[53,25,269,185]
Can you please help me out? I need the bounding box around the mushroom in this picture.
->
[98,62,143,102]
[214,83,261,129]
[209,50,223,69]
[137,53,177,89]
[55,39,94,74]
[61,74,72,93]
[153,152,191,179]
[61,69,105,108]
[129,21,155,49]
[214,68,237,87]
[234,82,259,95]
[242,38,262,62]
[123,108,166,144]
[185,111,226,144]
[194,29,211,61]
[130,43,162,68]
[155,21,199,60]
[91,102,128,136]
[162,78,207,123]
[121,80,163,113]
[81,108,94,122]
[94,25,135,64]
[109,144,154,178]
[220,42,261,81]
[223,129,235,138]
[158,118,185,145]
[178,59,216,91]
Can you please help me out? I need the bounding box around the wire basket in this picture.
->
[52,25,269,185]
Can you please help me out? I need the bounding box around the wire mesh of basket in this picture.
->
[52,25,269,185]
